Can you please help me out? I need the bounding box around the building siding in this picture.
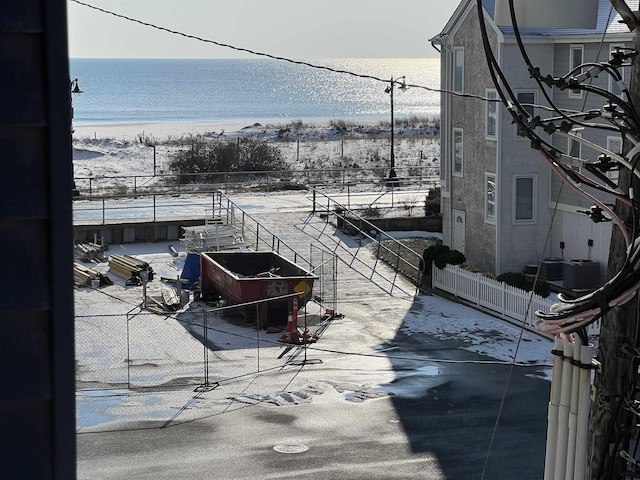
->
[448,6,499,272]
[436,0,631,279]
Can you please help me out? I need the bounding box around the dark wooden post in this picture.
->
[587,26,640,480]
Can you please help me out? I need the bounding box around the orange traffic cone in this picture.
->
[279,314,300,344]
[285,314,295,333]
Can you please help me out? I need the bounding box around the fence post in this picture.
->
[256,303,260,373]
[204,309,209,386]
[126,313,131,389]
[255,224,260,251]
[454,265,459,297]
[102,197,106,225]
[153,194,156,222]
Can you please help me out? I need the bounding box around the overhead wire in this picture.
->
[70,1,640,336]
[474,0,640,475]
[68,0,558,372]
[485,0,640,336]
[481,1,640,473]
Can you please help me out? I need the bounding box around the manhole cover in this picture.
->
[273,444,309,454]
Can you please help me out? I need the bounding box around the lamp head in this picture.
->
[71,78,83,94]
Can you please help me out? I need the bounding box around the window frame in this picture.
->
[569,44,584,99]
[606,135,623,183]
[609,44,627,98]
[514,90,536,140]
[486,89,498,140]
[485,172,496,224]
[567,131,583,159]
[513,174,537,224]
[453,128,464,177]
[453,47,464,94]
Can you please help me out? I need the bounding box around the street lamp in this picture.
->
[70,78,83,196]
[385,76,407,184]
[70,78,83,134]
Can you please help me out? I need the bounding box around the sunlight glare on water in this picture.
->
[69,57,440,125]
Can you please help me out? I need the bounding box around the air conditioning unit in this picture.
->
[539,257,564,281]
[563,260,600,290]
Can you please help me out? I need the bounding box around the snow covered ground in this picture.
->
[72,119,440,192]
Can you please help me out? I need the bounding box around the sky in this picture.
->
[67,0,458,59]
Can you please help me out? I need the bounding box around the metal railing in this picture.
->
[73,165,439,198]
[300,187,427,297]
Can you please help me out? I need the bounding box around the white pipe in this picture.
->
[554,340,574,480]
[565,340,582,479]
[573,344,594,480]
[545,337,565,480]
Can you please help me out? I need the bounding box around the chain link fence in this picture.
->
[75,252,337,392]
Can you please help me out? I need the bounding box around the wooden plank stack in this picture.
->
[73,262,113,288]
[108,254,154,283]
[144,287,182,313]
[74,242,106,262]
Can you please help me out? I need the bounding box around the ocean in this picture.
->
[69,58,440,126]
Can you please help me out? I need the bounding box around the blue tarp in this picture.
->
[180,253,201,290]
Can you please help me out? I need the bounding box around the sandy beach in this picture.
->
[72,119,441,191]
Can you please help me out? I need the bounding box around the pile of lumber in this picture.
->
[73,262,113,288]
[74,242,106,262]
[145,287,182,313]
[109,254,154,284]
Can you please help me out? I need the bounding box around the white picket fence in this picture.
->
[432,264,601,336]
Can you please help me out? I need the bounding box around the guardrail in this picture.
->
[73,165,439,198]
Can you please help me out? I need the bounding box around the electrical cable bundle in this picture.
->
[475,0,640,338]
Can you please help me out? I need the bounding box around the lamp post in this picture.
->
[70,78,83,196]
[385,76,407,184]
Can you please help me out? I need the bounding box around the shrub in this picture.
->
[434,250,466,269]
[423,245,466,272]
[168,137,287,184]
[497,272,551,298]
[424,187,441,217]
[423,244,449,272]
[363,205,381,218]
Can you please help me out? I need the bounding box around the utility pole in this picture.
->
[587,12,640,479]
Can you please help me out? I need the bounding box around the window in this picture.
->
[514,175,536,223]
[486,89,498,140]
[568,131,582,158]
[609,45,627,97]
[607,136,623,183]
[515,91,535,138]
[453,47,464,93]
[453,128,463,176]
[441,144,449,193]
[569,45,584,98]
[485,173,496,224]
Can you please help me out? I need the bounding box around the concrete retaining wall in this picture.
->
[73,219,207,245]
